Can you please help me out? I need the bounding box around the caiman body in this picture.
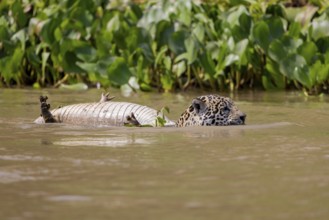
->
[34,95,175,127]
[35,93,246,127]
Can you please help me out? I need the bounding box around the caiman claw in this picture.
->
[39,96,56,123]
[124,112,141,127]
[99,92,115,103]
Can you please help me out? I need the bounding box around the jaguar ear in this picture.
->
[192,98,207,114]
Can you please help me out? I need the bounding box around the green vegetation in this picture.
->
[0,0,329,94]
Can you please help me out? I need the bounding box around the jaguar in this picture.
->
[176,94,246,127]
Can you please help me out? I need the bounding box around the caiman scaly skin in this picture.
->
[34,94,175,127]
[35,93,246,127]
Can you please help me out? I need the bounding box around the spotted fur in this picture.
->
[176,94,246,127]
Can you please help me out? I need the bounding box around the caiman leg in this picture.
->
[39,96,57,123]
[100,93,142,126]
[99,92,115,103]
[124,112,142,127]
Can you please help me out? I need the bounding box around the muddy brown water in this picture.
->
[0,89,329,220]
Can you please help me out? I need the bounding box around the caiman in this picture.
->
[34,93,246,127]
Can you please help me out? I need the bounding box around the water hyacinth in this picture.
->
[0,0,328,95]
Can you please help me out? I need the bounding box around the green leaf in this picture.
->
[97,57,114,76]
[177,0,192,27]
[199,51,216,76]
[79,57,114,86]
[172,61,186,77]
[239,13,252,34]
[70,6,94,28]
[227,5,248,27]
[316,37,329,54]
[11,29,26,51]
[155,46,168,66]
[126,27,154,62]
[310,61,329,85]
[268,36,303,62]
[267,17,285,40]
[279,54,305,78]
[297,41,318,65]
[293,5,318,30]
[155,20,174,48]
[325,50,329,64]
[317,64,329,84]
[206,41,220,60]
[288,22,301,38]
[268,39,287,62]
[253,18,285,52]
[293,65,311,89]
[216,41,229,70]
[311,19,329,41]
[231,12,252,41]
[279,54,311,88]
[234,39,249,65]
[137,1,170,32]
[160,106,170,114]
[40,18,61,45]
[0,57,10,82]
[76,62,98,73]
[184,36,199,64]
[224,54,239,67]
[62,51,84,73]
[26,47,41,68]
[155,105,171,126]
[195,13,209,23]
[160,70,174,92]
[280,36,303,53]
[168,30,188,55]
[11,1,28,28]
[57,39,96,73]
[42,52,50,78]
[163,56,172,71]
[11,47,24,73]
[107,57,132,85]
[253,21,271,51]
[192,23,205,42]
[75,44,97,62]
[155,116,167,127]
[135,55,148,83]
[129,3,143,20]
[140,83,152,92]
[0,19,10,38]
[265,59,285,89]
[262,75,275,90]
[174,53,189,63]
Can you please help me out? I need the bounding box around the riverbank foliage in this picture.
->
[0,0,329,94]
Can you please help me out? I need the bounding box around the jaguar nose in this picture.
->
[240,113,246,124]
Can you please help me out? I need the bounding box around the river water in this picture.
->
[0,89,328,220]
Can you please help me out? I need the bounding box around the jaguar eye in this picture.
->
[223,106,230,112]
